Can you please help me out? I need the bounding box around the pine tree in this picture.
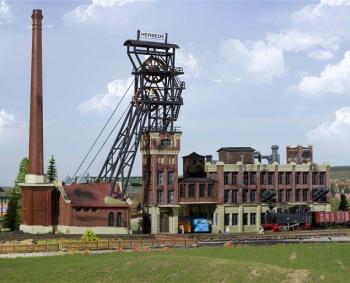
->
[338,194,348,211]
[46,155,57,183]
[4,158,28,230]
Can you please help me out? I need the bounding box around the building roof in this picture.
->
[123,39,179,49]
[182,152,205,159]
[63,183,129,208]
[217,147,255,152]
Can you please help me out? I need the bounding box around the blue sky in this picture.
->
[1,0,350,186]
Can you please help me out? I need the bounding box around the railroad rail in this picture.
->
[186,228,350,243]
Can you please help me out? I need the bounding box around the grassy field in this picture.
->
[0,243,349,283]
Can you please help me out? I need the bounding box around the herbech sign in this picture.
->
[139,31,166,41]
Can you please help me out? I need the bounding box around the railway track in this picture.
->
[1,228,349,244]
[186,228,350,244]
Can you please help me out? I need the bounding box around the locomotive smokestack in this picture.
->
[28,9,44,176]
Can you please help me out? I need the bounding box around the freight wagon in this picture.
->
[262,205,350,232]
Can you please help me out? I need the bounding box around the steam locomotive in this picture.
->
[261,205,350,232]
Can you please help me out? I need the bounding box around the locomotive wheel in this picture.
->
[132,88,160,112]
[143,57,166,83]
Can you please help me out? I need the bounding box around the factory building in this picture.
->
[178,146,330,233]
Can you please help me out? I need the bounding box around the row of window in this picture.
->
[107,212,124,227]
[157,190,174,204]
[224,172,326,186]
[179,183,215,198]
[143,155,176,165]
[224,213,256,226]
[144,171,175,186]
[223,188,314,203]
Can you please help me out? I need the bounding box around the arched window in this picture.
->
[108,212,114,226]
[116,212,122,227]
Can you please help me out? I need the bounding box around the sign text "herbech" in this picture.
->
[139,31,166,41]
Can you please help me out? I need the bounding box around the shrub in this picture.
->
[80,229,99,241]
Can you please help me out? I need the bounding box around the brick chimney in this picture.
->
[27,9,44,183]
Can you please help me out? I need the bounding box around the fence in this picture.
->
[0,238,197,254]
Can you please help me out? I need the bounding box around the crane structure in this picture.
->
[95,31,185,198]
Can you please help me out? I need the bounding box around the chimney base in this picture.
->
[25,174,46,184]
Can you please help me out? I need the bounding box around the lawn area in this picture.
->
[0,243,349,283]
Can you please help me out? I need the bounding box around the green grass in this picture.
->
[1,243,349,283]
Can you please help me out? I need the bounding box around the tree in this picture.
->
[338,194,348,211]
[46,155,57,183]
[4,158,28,230]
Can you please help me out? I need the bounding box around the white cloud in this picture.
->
[308,107,350,141]
[79,77,133,114]
[299,51,350,95]
[265,30,339,52]
[63,0,135,24]
[292,0,350,23]
[219,39,286,83]
[0,0,11,24]
[308,49,334,61]
[0,109,14,130]
[176,50,199,78]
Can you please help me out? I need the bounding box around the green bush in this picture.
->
[80,229,99,241]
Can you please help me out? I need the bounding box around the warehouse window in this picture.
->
[232,173,237,185]
[268,173,274,185]
[250,190,256,203]
[224,214,230,226]
[224,172,229,185]
[108,212,114,227]
[278,189,283,203]
[278,173,284,185]
[199,184,206,197]
[224,190,229,203]
[250,173,256,185]
[295,173,300,185]
[208,184,214,197]
[286,173,291,185]
[180,184,186,197]
[312,172,317,185]
[157,190,164,204]
[116,212,122,227]
[303,173,308,185]
[157,171,164,185]
[295,189,301,202]
[286,189,291,202]
[243,213,248,225]
[168,191,174,204]
[188,184,195,197]
[303,189,308,202]
[250,213,256,225]
[232,213,238,226]
[244,173,249,185]
[232,190,238,203]
[260,173,265,185]
[167,171,174,185]
[319,173,325,185]
[242,190,248,203]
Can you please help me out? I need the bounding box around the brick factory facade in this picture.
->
[143,141,331,234]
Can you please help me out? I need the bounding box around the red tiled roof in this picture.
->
[63,183,129,208]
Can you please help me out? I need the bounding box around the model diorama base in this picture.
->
[56,225,130,235]
[20,224,53,234]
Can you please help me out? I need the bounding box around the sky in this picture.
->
[1,0,350,186]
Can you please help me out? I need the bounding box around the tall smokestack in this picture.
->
[28,9,44,176]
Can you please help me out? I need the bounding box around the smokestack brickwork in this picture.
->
[26,9,44,183]
[20,10,55,234]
